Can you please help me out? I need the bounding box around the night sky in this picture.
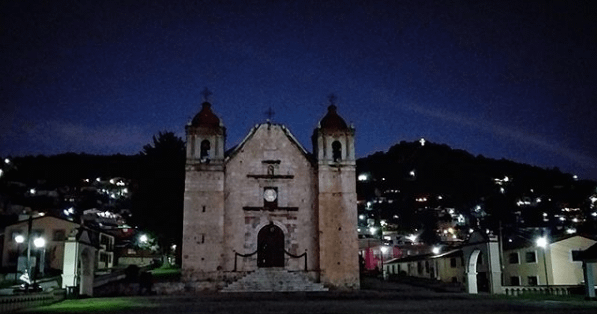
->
[2,1,596,180]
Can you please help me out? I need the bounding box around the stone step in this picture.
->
[222,268,328,292]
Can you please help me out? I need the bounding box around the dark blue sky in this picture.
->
[2,0,596,180]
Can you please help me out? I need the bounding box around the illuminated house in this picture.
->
[502,235,597,287]
[2,215,115,274]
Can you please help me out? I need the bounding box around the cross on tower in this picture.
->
[328,93,337,105]
[201,88,213,101]
[265,107,275,121]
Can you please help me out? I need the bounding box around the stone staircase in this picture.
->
[221,268,328,292]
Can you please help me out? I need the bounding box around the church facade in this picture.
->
[181,101,359,290]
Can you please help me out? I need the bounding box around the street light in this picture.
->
[33,237,46,283]
[139,234,149,265]
[14,235,25,283]
[380,246,389,279]
[536,236,549,288]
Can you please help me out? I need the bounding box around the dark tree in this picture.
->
[132,131,185,263]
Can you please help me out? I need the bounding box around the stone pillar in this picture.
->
[79,247,95,297]
[61,239,79,288]
[466,272,478,294]
[487,241,503,294]
[583,261,595,298]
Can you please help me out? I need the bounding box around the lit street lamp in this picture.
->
[33,237,46,282]
[536,236,549,288]
[139,234,149,265]
[14,235,25,283]
[380,246,389,279]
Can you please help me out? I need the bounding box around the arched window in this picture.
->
[200,140,211,160]
[332,141,342,162]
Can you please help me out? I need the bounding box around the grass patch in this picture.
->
[24,297,158,313]
[149,264,181,281]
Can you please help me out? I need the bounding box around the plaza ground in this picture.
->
[21,278,597,314]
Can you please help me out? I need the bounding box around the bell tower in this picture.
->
[313,104,359,289]
[182,99,226,281]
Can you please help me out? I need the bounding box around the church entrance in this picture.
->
[257,223,284,267]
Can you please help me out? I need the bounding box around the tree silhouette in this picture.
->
[132,131,185,263]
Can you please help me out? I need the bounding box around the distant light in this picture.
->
[393,215,399,219]
[359,214,365,220]
[406,234,417,242]
[381,177,385,181]
[358,174,368,181]
[30,188,36,195]
[171,244,177,250]
[469,228,474,233]
[96,177,101,182]
[4,158,10,164]
[380,220,387,227]
[33,237,46,248]
[110,179,115,184]
[380,246,389,254]
[139,234,148,243]
[63,209,69,216]
[0,169,3,177]
[84,179,90,183]
[437,195,443,200]
[369,227,377,235]
[573,175,578,181]
[37,212,45,217]
[448,227,454,234]
[503,176,509,182]
[572,218,579,223]
[383,235,391,241]
[500,187,505,194]
[592,212,597,217]
[536,237,548,248]
[68,207,75,214]
[559,217,566,221]
[566,228,577,234]
[409,170,416,177]
[419,138,426,146]
[432,247,440,254]
[15,235,25,244]
[508,239,512,242]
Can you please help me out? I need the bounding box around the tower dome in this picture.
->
[191,102,220,128]
[319,105,348,131]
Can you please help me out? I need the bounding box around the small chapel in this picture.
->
[181,99,359,291]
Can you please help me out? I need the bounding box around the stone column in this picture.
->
[583,261,595,298]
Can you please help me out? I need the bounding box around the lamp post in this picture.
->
[14,235,25,283]
[536,236,549,288]
[139,234,148,265]
[380,246,389,279]
[33,237,46,285]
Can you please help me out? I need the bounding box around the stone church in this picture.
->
[181,100,359,291]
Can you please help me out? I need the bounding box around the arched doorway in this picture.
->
[258,223,285,267]
[463,231,502,294]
